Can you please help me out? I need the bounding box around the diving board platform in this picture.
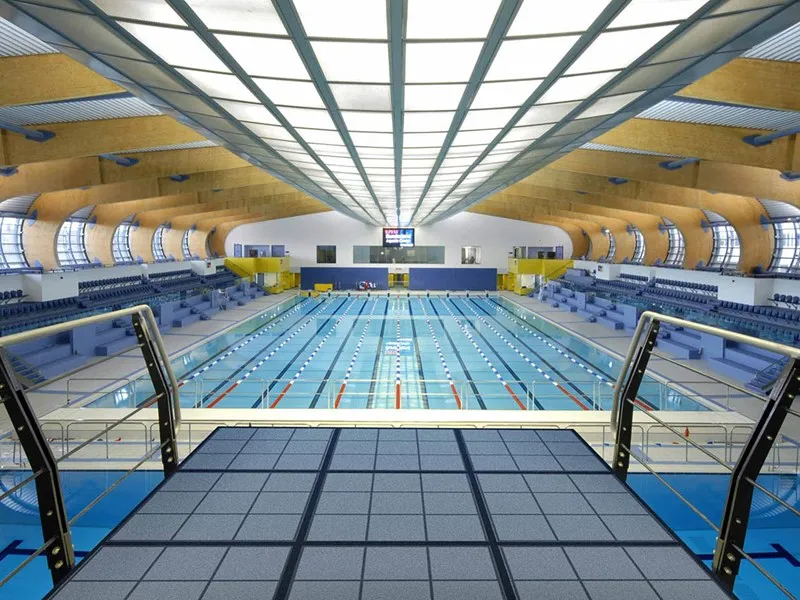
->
[46,426,731,600]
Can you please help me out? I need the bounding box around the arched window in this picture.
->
[662,218,685,267]
[761,200,800,275]
[604,229,615,263]
[705,211,740,270]
[152,224,169,262]
[630,226,645,264]
[182,229,193,260]
[0,216,28,269]
[56,220,89,266]
[112,221,133,264]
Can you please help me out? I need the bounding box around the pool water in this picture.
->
[89,295,707,412]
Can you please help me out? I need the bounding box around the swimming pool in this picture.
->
[87,294,708,412]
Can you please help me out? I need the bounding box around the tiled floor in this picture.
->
[49,427,730,600]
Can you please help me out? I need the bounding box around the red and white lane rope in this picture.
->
[459,299,589,410]
[418,298,462,409]
[334,299,379,408]
[394,314,402,409]
[269,297,359,408]
[207,298,334,407]
[177,297,312,388]
[439,298,526,410]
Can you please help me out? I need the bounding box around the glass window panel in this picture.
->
[247,123,295,140]
[182,229,193,260]
[471,80,543,109]
[708,222,741,270]
[295,0,386,39]
[152,225,168,262]
[312,41,389,82]
[218,35,310,79]
[178,68,257,102]
[405,42,483,83]
[403,131,447,147]
[770,220,800,274]
[122,23,228,71]
[406,0,501,39]
[405,84,466,110]
[94,0,183,23]
[316,244,337,264]
[280,107,336,130]
[403,148,440,157]
[342,111,393,132]
[461,108,518,131]
[216,99,279,124]
[566,26,677,75]
[452,129,500,146]
[254,78,325,108]
[500,124,551,143]
[537,71,618,104]
[578,91,643,119]
[350,131,394,146]
[56,220,89,266]
[663,221,685,267]
[112,222,134,264]
[611,0,707,27]
[485,36,579,81]
[187,0,287,34]
[403,111,455,133]
[518,101,581,125]
[0,216,28,269]
[508,1,611,36]
[330,83,391,110]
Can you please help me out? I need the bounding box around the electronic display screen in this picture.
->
[383,228,415,248]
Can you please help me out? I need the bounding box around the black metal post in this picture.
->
[713,357,800,590]
[131,314,178,476]
[612,319,660,481]
[0,348,75,584]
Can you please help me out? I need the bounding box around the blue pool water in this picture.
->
[89,295,707,412]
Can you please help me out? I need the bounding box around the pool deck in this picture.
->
[45,426,733,600]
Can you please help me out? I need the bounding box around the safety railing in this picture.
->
[0,305,180,589]
[611,310,800,595]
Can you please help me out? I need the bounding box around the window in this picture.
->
[630,226,645,265]
[152,224,168,262]
[56,220,89,266]
[663,220,685,267]
[0,216,28,269]
[604,229,615,263]
[461,246,482,264]
[708,222,740,270]
[182,229,193,260]
[769,219,800,274]
[353,245,445,264]
[206,235,215,258]
[316,245,336,264]
[112,223,133,264]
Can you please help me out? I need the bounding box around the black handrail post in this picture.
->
[0,348,75,584]
[613,318,660,481]
[131,314,179,476]
[712,357,800,591]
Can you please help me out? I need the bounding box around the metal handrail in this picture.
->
[0,304,180,428]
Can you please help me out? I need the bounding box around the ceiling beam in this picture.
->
[675,58,800,112]
[0,54,123,107]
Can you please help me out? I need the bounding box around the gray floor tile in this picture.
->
[504,441,551,455]
[252,428,294,440]
[483,492,539,515]
[417,429,456,441]
[339,428,379,441]
[196,491,257,514]
[52,582,135,600]
[201,581,278,600]
[329,454,375,470]
[182,454,236,470]
[112,514,187,541]
[139,491,205,514]
[235,514,301,541]
[601,515,672,542]
[650,580,730,600]
[461,430,502,441]
[241,440,287,454]
[466,441,509,455]
[537,430,580,442]
[424,492,477,515]
[378,441,418,454]
[196,440,247,454]
[379,429,417,440]
[515,580,588,600]
[569,474,627,494]
[288,581,361,599]
[565,547,643,580]
[375,454,420,470]
[420,454,466,471]
[626,546,709,580]
[284,440,329,454]
[523,473,578,493]
[144,546,226,580]
[174,514,245,541]
[371,492,423,514]
[368,514,426,541]
[429,546,497,580]
[323,472,373,492]
[548,515,613,541]
[546,441,595,456]
[418,441,460,454]
[498,430,542,442]
[584,493,648,515]
[583,581,659,600]
[74,546,163,581]
[335,440,377,454]
[432,580,504,600]
[513,455,563,471]
[427,514,485,541]
[212,428,255,440]
[470,454,518,471]
[422,473,470,493]
[373,473,421,492]
[308,514,368,541]
[264,472,317,492]
[212,472,269,492]
[535,492,594,515]
[291,428,333,441]
[556,455,607,472]
[274,453,324,470]
[361,581,431,600]
[363,547,430,580]
[295,546,364,580]
[316,491,371,514]
[503,547,576,580]
[478,473,528,492]
[160,472,220,492]
[228,454,279,470]
[214,547,289,580]
[492,514,555,541]
[128,581,206,600]
[250,491,310,514]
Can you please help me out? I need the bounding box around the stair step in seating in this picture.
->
[656,337,702,359]
[724,346,781,372]
[708,357,759,383]
[95,334,137,356]
[39,354,89,379]
[173,312,201,327]
[576,309,597,322]
[596,315,625,330]
[584,304,606,317]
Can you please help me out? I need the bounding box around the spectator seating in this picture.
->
[619,273,648,282]
[1,289,24,303]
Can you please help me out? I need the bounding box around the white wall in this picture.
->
[225,212,572,273]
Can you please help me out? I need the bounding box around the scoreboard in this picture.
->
[383,228,415,248]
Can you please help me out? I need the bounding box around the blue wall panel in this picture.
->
[408,268,497,291]
[301,267,389,290]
